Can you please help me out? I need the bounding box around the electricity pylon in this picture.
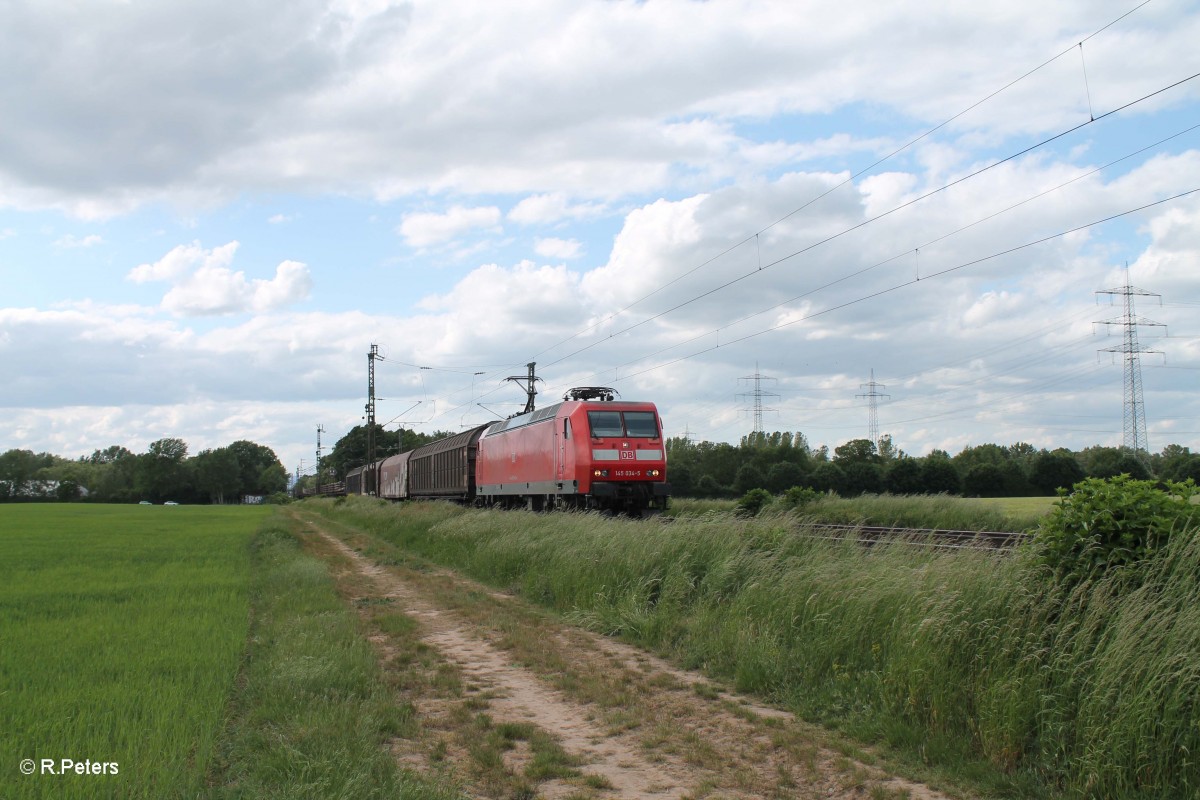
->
[738,363,779,435]
[1096,272,1165,460]
[856,369,889,449]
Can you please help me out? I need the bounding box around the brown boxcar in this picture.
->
[407,424,490,500]
[378,451,412,500]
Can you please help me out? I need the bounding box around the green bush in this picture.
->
[777,485,822,510]
[735,488,773,516]
[1033,475,1198,581]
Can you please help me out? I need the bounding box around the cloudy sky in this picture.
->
[2,0,1199,475]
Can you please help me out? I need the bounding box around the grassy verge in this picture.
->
[0,504,266,800]
[309,496,1200,799]
[203,514,459,800]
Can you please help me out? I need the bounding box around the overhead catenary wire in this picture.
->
[408,1,1192,439]
[382,359,512,374]
[535,79,1200,373]
[564,188,1199,391]
[564,117,1196,387]
[780,317,1106,427]
[519,0,1161,363]
[432,108,1198,430]
[422,0,1170,426]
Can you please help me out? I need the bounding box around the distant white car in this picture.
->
[164,501,179,506]
[138,500,151,505]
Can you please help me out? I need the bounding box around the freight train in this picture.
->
[321,388,670,515]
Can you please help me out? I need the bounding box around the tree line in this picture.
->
[297,423,1200,500]
[23,422,1183,504]
[0,438,288,504]
[667,432,1200,498]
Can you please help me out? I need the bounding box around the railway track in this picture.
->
[803,523,1031,549]
[660,514,1033,550]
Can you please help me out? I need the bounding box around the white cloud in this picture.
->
[417,260,582,328]
[267,213,291,224]
[508,193,606,225]
[4,153,1199,473]
[961,290,1023,328]
[162,259,313,317]
[534,237,582,259]
[397,205,502,248]
[128,241,239,284]
[581,194,708,310]
[3,2,1195,215]
[859,172,919,216]
[125,241,311,316]
[0,400,360,470]
[53,233,103,248]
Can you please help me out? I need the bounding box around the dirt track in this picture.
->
[297,512,959,800]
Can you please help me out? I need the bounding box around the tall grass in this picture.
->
[0,505,266,800]
[312,497,1200,798]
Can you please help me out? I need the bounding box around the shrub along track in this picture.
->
[289,509,959,800]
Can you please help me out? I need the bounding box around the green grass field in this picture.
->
[957,495,1057,519]
[0,504,267,799]
[1,504,461,800]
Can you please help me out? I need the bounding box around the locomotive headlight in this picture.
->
[648,469,660,477]
[593,469,608,478]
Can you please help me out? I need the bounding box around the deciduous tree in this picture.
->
[1030,451,1085,495]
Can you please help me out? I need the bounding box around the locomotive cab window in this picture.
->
[623,411,659,438]
[587,411,623,438]
[587,410,660,438]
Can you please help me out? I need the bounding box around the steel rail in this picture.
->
[803,523,1031,549]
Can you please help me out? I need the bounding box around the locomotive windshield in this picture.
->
[623,412,659,437]
[587,411,623,438]
[587,410,660,438]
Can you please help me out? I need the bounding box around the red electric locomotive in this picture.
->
[475,387,670,515]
